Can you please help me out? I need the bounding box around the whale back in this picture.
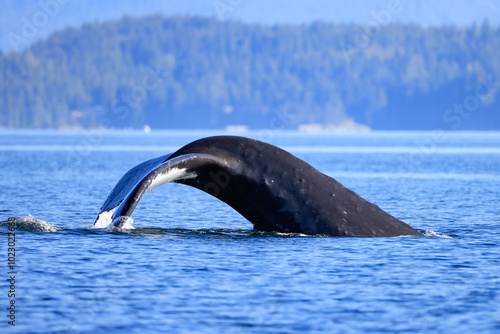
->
[167,136,420,237]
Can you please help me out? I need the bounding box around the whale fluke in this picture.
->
[94,136,421,237]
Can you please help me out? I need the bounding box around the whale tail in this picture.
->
[94,136,422,237]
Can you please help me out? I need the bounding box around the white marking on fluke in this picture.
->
[92,206,118,229]
[146,167,197,193]
[94,167,198,230]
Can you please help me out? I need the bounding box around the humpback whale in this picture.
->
[94,136,421,237]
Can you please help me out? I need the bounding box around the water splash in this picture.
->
[422,229,452,238]
[107,216,135,231]
[0,215,62,233]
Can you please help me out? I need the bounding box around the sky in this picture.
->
[1,0,500,52]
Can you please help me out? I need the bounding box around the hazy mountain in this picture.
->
[1,15,499,130]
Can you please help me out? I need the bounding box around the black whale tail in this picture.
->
[94,136,422,237]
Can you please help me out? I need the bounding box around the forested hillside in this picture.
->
[1,15,499,130]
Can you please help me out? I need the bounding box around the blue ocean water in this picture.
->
[0,130,499,333]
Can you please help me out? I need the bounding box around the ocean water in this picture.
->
[0,130,499,333]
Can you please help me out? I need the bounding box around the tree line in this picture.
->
[1,15,499,130]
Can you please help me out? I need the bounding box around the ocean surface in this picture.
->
[0,130,499,333]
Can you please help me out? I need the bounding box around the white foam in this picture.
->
[1,216,61,233]
[109,216,135,231]
[422,229,452,238]
[275,232,311,237]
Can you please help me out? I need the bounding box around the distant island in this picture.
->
[1,15,499,130]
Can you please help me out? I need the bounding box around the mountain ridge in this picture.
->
[1,15,499,130]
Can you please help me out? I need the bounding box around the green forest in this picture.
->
[1,15,499,130]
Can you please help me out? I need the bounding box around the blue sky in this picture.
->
[1,0,499,51]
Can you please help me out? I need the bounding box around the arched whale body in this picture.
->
[94,136,421,237]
